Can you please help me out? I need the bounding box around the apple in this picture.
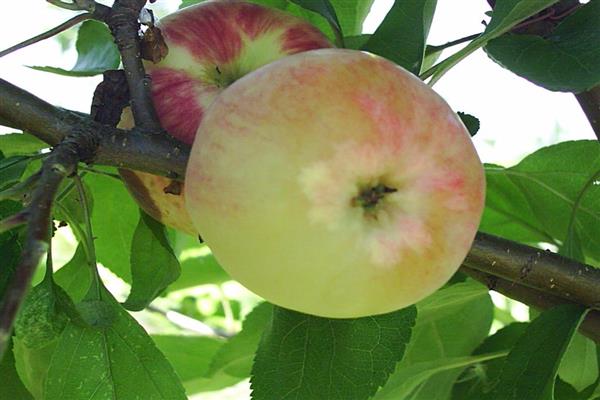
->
[120,0,332,234]
[184,49,485,318]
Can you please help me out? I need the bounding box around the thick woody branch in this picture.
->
[0,77,188,179]
[465,232,600,308]
[462,266,600,343]
[575,85,600,140]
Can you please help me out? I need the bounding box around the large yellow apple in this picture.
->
[119,0,332,234]
[185,49,485,318]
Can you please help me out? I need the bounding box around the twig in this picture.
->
[108,0,162,131]
[47,0,111,21]
[146,304,231,338]
[0,141,80,359]
[462,266,600,343]
[465,232,600,308]
[0,211,29,234]
[0,172,41,202]
[73,174,102,297]
[79,166,122,180]
[427,33,481,54]
[575,85,600,141]
[0,14,91,59]
[47,0,84,11]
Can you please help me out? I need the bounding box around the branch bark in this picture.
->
[108,0,161,131]
[575,85,600,141]
[0,77,188,179]
[462,266,600,343]
[465,232,600,308]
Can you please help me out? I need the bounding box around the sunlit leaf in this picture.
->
[30,21,120,77]
[251,305,416,400]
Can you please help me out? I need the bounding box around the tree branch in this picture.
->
[0,77,188,179]
[462,266,600,343]
[108,0,161,131]
[575,85,600,141]
[464,232,600,308]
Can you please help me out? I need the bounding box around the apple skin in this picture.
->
[120,0,332,234]
[184,49,486,318]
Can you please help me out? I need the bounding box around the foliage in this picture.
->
[1,0,599,399]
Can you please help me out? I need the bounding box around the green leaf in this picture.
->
[421,44,444,72]
[291,0,343,42]
[481,140,600,262]
[558,334,598,393]
[0,200,23,295]
[485,304,588,400]
[331,0,374,36]
[374,280,494,400]
[554,377,597,400]
[152,334,230,394]
[54,179,94,246]
[0,156,32,189]
[425,0,560,84]
[54,244,93,303]
[451,322,529,399]
[44,290,186,400]
[363,0,437,74]
[377,353,506,400]
[485,1,600,93]
[76,299,118,329]
[86,169,138,282]
[30,20,120,77]
[0,133,47,156]
[179,0,201,9]
[11,279,75,399]
[191,0,337,42]
[0,340,33,400]
[344,34,371,50]
[457,112,480,137]
[123,211,181,311]
[481,163,552,245]
[14,280,70,350]
[274,0,339,41]
[168,232,230,291]
[209,302,272,379]
[250,305,416,400]
[13,336,59,400]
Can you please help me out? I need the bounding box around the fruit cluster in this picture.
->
[123,0,485,318]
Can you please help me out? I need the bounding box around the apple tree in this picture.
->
[1,0,599,399]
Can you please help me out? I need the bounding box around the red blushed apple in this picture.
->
[184,49,486,318]
[120,0,332,234]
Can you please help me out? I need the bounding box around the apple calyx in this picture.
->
[352,182,398,216]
